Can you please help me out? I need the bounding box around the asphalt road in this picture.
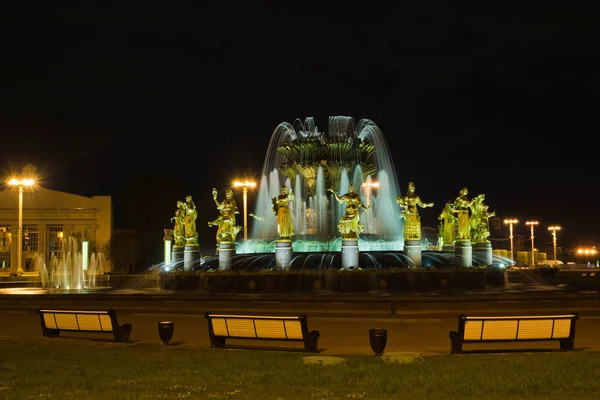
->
[3,299,600,356]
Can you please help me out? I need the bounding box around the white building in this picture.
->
[0,186,112,274]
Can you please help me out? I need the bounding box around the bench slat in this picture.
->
[224,319,256,338]
[464,314,576,320]
[551,319,572,338]
[254,319,287,339]
[517,319,555,339]
[54,314,80,331]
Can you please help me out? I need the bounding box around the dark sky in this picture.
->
[1,2,598,258]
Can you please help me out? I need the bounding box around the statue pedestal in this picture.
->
[404,239,422,268]
[455,240,472,267]
[341,239,359,270]
[171,246,184,269]
[275,239,293,270]
[473,242,493,266]
[442,244,455,252]
[183,244,201,271]
[218,241,236,270]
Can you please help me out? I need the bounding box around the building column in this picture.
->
[38,224,47,263]
[10,224,18,274]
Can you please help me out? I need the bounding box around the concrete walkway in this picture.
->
[2,305,600,356]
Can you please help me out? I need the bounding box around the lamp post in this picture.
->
[233,180,257,242]
[361,180,379,208]
[362,180,378,233]
[503,218,518,265]
[548,225,561,264]
[7,177,36,275]
[525,221,539,267]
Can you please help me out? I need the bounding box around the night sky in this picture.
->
[1,3,598,262]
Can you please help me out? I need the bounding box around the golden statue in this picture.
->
[184,195,198,245]
[438,201,456,247]
[469,194,485,243]
[271,185,295,239]
[479,203,496,243]
[170,200,186,247]
[396,181,433,240]
[452,187,474,241]
[208,188,241,245]
[470,194,496,244]
[329,184,370,239]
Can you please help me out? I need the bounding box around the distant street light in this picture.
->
[233,180,257,242]
[576,248,598,256]
[504,218,519,265]
[576,247,598,265]
[548,225,562,264]
[525,221,539,267]
[7,176,36,275]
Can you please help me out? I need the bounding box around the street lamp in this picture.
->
[503,218,518,265]
[233,180,257,242]
[361,180,379,208]
[548,225,561,264]
[525,221,539,267]
[7,177,36,275]
[362,179,379,233]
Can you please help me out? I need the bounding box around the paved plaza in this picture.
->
[2,289,600,356]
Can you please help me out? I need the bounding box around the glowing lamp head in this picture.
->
[233,180,257,188]
[7,177,36,187]
[504,218,519,225]
[548,225,562,232]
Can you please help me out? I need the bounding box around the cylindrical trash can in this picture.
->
[369,328,388,356]
[158,321,175,345]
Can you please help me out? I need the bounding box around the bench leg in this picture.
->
[115,324,132,343]
[210,337,226,348]
[560,337,575,351]
[43,329,60,338]
[304,330,320,352]
[449,331,462,354]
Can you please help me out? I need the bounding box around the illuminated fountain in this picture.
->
[160,116,506,292]
[247,116,403,253]
[49,236,105,290]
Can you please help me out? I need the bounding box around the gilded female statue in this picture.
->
[184,195,198,245]
[271,185,295,239]
[170,200,186,247]
[438,201,456,246]
[396,181,433,240]
[329,184,370,239]
[469,194,485,243]
[208,188,241,245]
[452,187,474,241]
[479,203,496,243]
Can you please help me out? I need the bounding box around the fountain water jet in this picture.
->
[249,116,402,252]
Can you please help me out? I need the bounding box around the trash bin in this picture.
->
[369,328,387,356]
[158,321,174,345]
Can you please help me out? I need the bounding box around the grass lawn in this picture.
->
[1,335,600,399]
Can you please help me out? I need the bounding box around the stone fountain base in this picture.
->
[159,267,506,293]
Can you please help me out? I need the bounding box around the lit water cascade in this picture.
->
[248,116,403,253]
[32,253,49,288]
[89,253,97,288]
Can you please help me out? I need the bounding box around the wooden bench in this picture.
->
[449,313,578,354]
[39,308,132,343]
[205,313,320,352]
